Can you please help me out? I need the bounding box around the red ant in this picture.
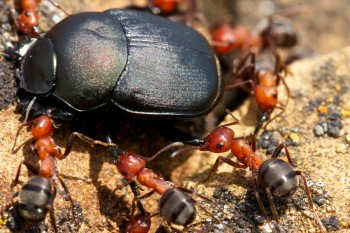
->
[0,0,42,36]
[211,16,297,55]
[16,0,41,36]
[174,113,325,232]
[1,97,115,232]
[148,0,179,14]
[147,0,206,28]
[226,51,290,134]
[106,136,220,232]
[2,0,69,37]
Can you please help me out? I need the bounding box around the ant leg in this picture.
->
[295,171,325,231]
[56,175,76,226]
[1,191,19,221]
[246,133,257,152]
[135,190,156,200]
[225,79,256,95]
[47,184,58,233]
[276,72,290,106]
[58,132,118,159]
[175,187,224,224]
[11,160,39,189]
[129,181,146,216]
[251,174,274,230]
[219,109,240,127]
[226,52,256,90]
[273,53,290,106]
[271,143,294,165]
[264,186,284,232]
[203,156,247,183]
[263,106,285,131]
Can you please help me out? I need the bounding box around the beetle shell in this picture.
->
[258,158,298,198]
[21,9,222,120]
[17,176,52,222]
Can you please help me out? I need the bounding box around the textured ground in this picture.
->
[1,0,350,233]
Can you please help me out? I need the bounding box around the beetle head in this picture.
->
[20,38,56,95]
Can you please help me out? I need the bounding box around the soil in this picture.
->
[0,0,350,232]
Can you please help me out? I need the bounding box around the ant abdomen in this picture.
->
[17,176,52,222]
[159,188,196,226]
[258,158,298,198]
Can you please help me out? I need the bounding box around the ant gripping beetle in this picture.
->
[106,136,221,232]
[226,51,290,134]
[1,97,116,232]
[173,113,324,232]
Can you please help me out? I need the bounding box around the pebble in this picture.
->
[307,180,314,187]
[314,195,326,206]
[335,144,347,153]
[328,126,340,137]
[327,111,342,120]
[289,132,300,144]
[346,133,350,143]
[321,122,328,132]
[314,124,324,136]
[322,216,341,231]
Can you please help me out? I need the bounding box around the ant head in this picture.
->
[116,152,146,181]
[126,212,152,233]
[31,115,53,140]
[150,0,179,14]
[201,126,235,153]
[19,10,39,36]
[211,24,251,54]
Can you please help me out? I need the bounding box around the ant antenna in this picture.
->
[11,96,36,153]
[24,96,37,124]
[46,0,70,16]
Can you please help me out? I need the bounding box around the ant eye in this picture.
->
[272,93,277,98]
[216,142,224,149]
[25,11,32,17]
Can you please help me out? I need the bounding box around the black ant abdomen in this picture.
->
[258,158,298,198]
[159,188,196,226]
[17,175,53,222]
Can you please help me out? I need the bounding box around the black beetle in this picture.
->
[20,9,222,120]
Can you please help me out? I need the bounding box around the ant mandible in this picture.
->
[1,97,116,232]
[173,112,324,231]
[106,136,219,232]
